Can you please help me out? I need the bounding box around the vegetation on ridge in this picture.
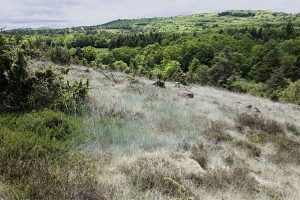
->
[0,10,300,199]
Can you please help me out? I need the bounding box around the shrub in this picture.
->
[236,113,264,130]
[5,110,83,143]
[1,38,88,112]
[27,67,89,112]
[48,46,71,65]
[118,152,202,198]
[263,119,284,135]
[236,113,284,135]
[194,167,258,193]
[0,111,100,199]
[271,136,300,165]
[162,60,183,81]
[205,121,233,143]
[280,80,300,105]
[113,60,128,72]
[150,66,164,80]
[229,78,268,96]
[190,144,208,169]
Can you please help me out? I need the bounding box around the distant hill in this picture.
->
[7,10,300,34]
[96,10,300,32]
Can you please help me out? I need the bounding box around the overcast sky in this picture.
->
[1,0,300,29]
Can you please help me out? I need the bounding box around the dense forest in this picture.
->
[5,10,300,104]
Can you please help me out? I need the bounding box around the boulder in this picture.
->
[153,80,166,88]
[183,92,194,98]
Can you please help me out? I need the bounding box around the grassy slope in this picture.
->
[98,10,300,32]
[32,61,300,200]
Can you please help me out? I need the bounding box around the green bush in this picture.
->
[4,110,83,143]
[228,78,268,97]
[280,80,300,105]
[27,67,89,112]
[0,111,100,199]
[49,46,71,65]
[162,60,184,81]
[113,60,128,72]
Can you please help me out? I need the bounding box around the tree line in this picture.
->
[7,19,300,105]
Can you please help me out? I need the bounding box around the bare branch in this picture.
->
[110,72,117,84]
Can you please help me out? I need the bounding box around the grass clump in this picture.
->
[205,121,233,143]
[247,134,268,144]
[164,177,195,200]
[285,122,300,136]
[235,140,262,157]
[190,144,208,169]
[118,152,203,198]
[194,167,258,194]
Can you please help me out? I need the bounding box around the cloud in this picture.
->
[0,0,299,29]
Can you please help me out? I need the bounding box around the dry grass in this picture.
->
[204,121,233,143]
[193,167,259,194]
[236,113,284,135]
[26,61,300,200]
[271,136,300,165]
[235,140,262,157]
[190,144,209,169]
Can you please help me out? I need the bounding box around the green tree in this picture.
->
[280,80,300,105]
[286,21,294,38]
[163,45,183,64]
[284,55,300,82]
[163,60,183,81]
[266,68,288,90]
[49,47,71,65]
[0,34,11,96]
[209,52,236,87]
[256,48,281,82]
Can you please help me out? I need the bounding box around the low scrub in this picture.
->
[271,136,300,165]
[285,122,300,136]
[117,152,203,198]
[0,110,100,199]
[205,121,233,143]
[236,113,284,135]
[190,144,208,169]
[194,167,258,194]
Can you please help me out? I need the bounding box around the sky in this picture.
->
[0,0,300,29]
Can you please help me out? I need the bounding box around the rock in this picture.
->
[183,92,194,98]
[253,107,261,113]
[175,82,180,88]
[84,69,90,73]
[130,79,139,84]
[247,105,261,113]
[153,80,166,88]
